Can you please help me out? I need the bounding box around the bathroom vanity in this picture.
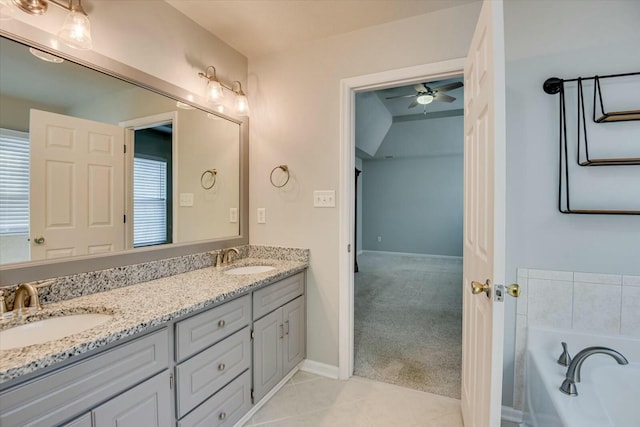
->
[0,259,307,427]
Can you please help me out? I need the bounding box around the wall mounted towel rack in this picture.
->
[543,71,640,215]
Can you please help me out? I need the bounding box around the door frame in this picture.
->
[120,112,178,249]
[338,58,468,379]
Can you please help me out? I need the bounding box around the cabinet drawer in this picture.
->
[176,294,251,362]
[0,328,169,427]
[178,370,251,427]
[62,413,92,427]
[176,327,250,418]
[253,272,304,320]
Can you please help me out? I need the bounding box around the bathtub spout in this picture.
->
[560,346,628,396]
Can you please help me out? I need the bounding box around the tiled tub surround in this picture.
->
[512,268,640,410]
[0,248,309,384]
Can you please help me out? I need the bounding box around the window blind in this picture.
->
[0,129,30,235]
[133,157,167,247]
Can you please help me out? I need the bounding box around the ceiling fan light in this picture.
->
[416,94,434,105]
[58,8,93,50]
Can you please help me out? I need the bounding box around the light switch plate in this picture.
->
[257,208,266,224]
[314,190,335,207]
[229,208,238,223]
[179,193,194,207]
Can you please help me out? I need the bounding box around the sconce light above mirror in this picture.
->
[198,65,249,116]
[1,0,92,50]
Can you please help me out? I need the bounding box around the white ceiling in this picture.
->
[165,0,478,59]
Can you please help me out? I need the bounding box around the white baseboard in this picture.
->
[501,405,524,424]
[299,359,339,379]
[234,365,301,427]
[362,250,462,260]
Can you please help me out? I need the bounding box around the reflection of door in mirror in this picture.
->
[30,109,125,260]
[132,125,173,248]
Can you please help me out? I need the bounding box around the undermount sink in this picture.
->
[224,265,275,275]
[0,313,112,350]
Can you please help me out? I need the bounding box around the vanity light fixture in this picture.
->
[232,81,249,115]
[198,66,249,116]
[9,0,93,50]
[199,66,224,103]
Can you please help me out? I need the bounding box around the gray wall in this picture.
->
[501,0,640,407]
[362,154,463,256]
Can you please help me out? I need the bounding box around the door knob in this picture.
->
[506,283,520,298]
[471,279,491,298]
[33,236,45,245]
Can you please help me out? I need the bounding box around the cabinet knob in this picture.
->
[219,412,227,421]
[218,319,226,328]
[218,363,226,371]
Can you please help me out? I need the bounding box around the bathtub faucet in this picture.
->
[560,346,628,396]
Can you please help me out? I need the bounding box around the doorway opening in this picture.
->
[353,77,464,398]
[338,58,467,386]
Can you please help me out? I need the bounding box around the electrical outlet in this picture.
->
[229,208,238,223]
[377,236,382,242]
[179,193,194,207]
[257,208,266,224]
[313,190,336,207]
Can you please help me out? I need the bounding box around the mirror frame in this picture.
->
[0,20,249,284]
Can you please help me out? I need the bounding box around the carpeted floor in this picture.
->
[354,251,463,399]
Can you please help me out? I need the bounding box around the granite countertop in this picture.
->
[0,257,307,384]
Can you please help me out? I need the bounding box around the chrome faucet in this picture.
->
[560,346,628,395]
[217,247,240,266]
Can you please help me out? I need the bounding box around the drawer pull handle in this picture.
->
[284,320,290,335]
[279,324,284,339]
[218,319,226,328]
[218,363,226,371]
[219,412,227,420]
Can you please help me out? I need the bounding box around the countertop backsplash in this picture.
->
[1,245,309,308]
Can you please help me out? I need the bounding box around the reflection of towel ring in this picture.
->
[200,169,217,189]
[270,164,290,188]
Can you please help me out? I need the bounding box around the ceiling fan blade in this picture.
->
[413,83,428,92]
[408,100,418,109]
[434,93,456,103]
[386,94,416,100]
[433,82,463,93]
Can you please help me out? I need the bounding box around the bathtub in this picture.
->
[524,327,640,427]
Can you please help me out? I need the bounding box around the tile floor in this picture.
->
[244,371,464,427]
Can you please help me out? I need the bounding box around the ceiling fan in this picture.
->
[386,81,463,109]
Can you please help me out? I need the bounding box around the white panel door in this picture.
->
[461,1,507,426]
[29,109,125,260]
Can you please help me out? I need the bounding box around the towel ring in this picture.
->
[200,169,217,189]
[270,165,290,188]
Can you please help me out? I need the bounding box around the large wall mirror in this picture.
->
[0,24,248,284]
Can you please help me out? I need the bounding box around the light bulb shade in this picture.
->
[234,94,249,115]
[416,94,434,105]
[206,80,224,103]
[58,10,92,50]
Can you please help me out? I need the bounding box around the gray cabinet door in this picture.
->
[0,329,169,427]
[252,308,283,403]
[93,371,171,427]
[282,296,305,374]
